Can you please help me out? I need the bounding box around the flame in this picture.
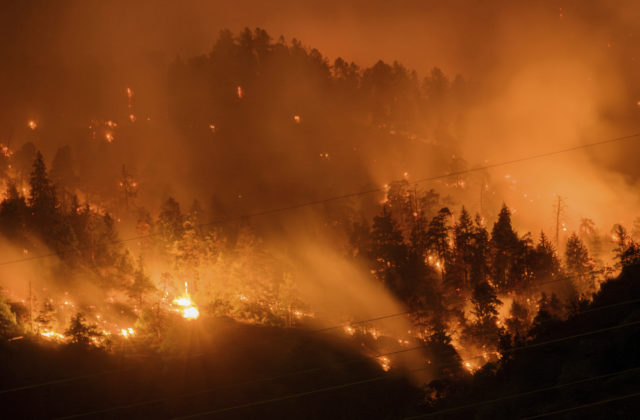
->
[378,356,391,372]
[40,330,65,340]
[173,296,192,307]
[182,306,200,319]
[0,144,13,157]
[173,282,199,320]
[120,327,135,338]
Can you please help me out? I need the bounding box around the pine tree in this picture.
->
[65,312,101,345]
[129,256,156,307]
[470,214,490,288]
[505,299,532,340]
[448,207,474,292]
[369,206,408,297]
[409,213,429,258]
[490,204,518,291]
[470,281,502,343]
[531,232,561,284]
[565,233,595,296]
[385,180,414,236]
[425,207,452,275]
[611,224,640,269]
[28,151,58,232]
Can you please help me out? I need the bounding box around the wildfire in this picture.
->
[173,282,199,320]
[120,328,135,338]
[40,330,65,341]
[378,356,391,372]
[0,144,13,158]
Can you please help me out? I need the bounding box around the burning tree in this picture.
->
[65,313,102,346]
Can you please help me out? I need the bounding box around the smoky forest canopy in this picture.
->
[0,13,639,419]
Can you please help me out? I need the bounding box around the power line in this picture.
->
[2,274,634,398]
[1,131,639,268]
[74,318,640,419]
[521,390,640,419]
[62,299,640,419]
[404,366,640,419]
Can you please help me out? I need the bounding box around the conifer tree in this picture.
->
[565,233,595,296]
[369,206,408,296]
[29,151,58,232]
[490,204,518,291]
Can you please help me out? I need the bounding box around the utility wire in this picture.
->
[1,131,639,268]
[2,275,635,397]
[404,366,640,419]
[520,390,640,419]
[57,317,640,419]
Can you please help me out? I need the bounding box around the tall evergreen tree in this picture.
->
[490,204,518,291]
[531,232,561,285]
[470,214,490,288]
[565,233,595,296]
[425,207,452,275]
[29,151,58,232]
[449,207,474,292]
[369,206,408,297]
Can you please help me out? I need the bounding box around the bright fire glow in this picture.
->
[120,327,135,338]
[173,282,200,320]
[40,330,65,340]
[378,356,391,372]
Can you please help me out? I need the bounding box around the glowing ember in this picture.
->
[378,356,391,372]
[293,115,301,123]
[237,85,243,99]
[0,144,13,157]
[27,120,37,130]
[129,114,136,122]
